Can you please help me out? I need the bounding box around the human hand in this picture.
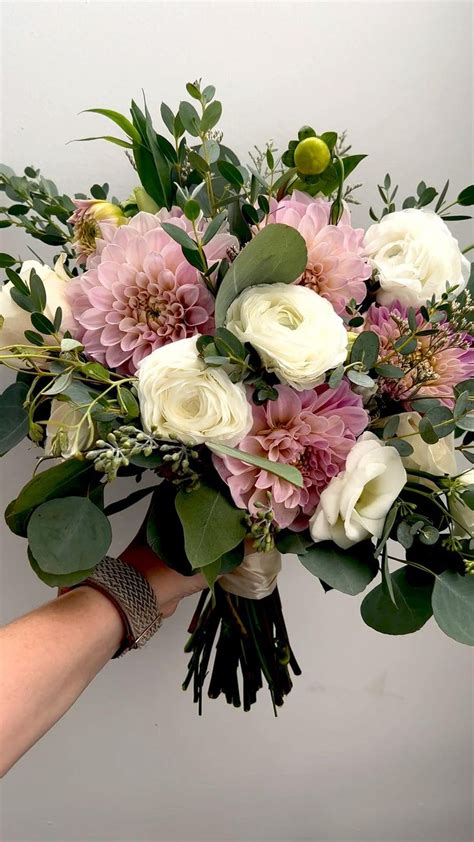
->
[120,541,206,619]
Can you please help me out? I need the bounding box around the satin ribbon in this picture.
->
[220,547,282,600]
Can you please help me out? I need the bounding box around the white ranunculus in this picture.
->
[226,283,348,391]
[137,336,253,446]
[0,256,74,351]
[45,399,95,458]
[309,433,407,549]
[450,468,474,538]
[364,209,470,307]
[395,412,457,476]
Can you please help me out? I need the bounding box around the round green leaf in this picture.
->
[214,224,308,325]
[27,496,112,575]
[300,541,377,595]
[28,548,94,589]
[361,566,433,635]
[432,570,474,645]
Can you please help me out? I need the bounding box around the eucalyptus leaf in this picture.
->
[432,570,474,645]
[299,541,377,595]
[361,567,433,635]
[28,496,112,574]
[28,547,94,588]
[214,224,307,325]
[5,458,94,536]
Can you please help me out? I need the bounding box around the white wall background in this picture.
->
[0,2,473,841]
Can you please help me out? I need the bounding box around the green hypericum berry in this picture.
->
[294,136,331,175]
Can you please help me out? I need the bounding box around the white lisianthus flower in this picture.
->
[137,336,253,446]
[0,256,74,351]
[226,283,348,390]
[364,209,470,307]
[449,468,474,538]
[45,399,95,458]
[395,412,457,476]
[309,433,407,549]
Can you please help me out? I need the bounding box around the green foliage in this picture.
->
[175,479,246,568]
[214,223,308,325]
[0,382,29,456]
[431,570,474,645]
[0,164,74,247]
[207,441,303,489]
[28,548,94,589]
[27,496,111,576]
[5,458,95,536]
[299,542,378,595]
[275,530,313,556]
[361,567,433,635]
[370,174,473,222]
[145,483,194,576]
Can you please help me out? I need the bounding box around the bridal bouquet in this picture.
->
[1,80,473,712]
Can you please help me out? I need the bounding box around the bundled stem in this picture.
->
[183,584,301,714]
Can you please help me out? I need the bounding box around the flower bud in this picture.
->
[68,199,127,265]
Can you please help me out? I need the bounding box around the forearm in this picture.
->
[0,586,123,776]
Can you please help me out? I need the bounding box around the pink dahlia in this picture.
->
[214,380,368,530]
[364,301,474,406]
[67,211,236,373]
[263,191,371,315]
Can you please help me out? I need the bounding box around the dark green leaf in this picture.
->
[0,253,16,268]
[104,485,156,517]
[28,496,111,574]
[72,135,133,149]
[0,382,28,456]
[160,221,198,251]
[10,287,35,313]
[361,567,433,635]
[217,160,244,189]
[350,331,380,369]
[30,312,56,335]
[29,271,47,312]
[175,480,246,568]
[299,541,377,595]
[275,530,313,555]
[24,330,44,346]
[214,224,308,325]
[201,210,227,245]
[457,185,474,207]
[146,484,193,576]
[82,108,141,144]
[5,458,94,536]
[432,570,474,645]
[5,267,30,296]
[186,82,202,101]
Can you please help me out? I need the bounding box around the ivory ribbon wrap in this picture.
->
[220,547,282,600]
